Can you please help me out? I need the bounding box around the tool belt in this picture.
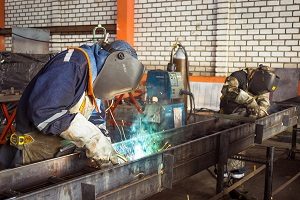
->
[9,131,64,165]
[10,132,35,150]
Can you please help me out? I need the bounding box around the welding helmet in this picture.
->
[248,64,280,95]
[93,40,145,100]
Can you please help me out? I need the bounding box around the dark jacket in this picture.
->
[16,49,89,135]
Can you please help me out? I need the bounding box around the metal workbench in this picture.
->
[0,105,298,200]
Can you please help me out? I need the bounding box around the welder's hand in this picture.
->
[248,106,268,119]
[60,113,119,167]
[246,98,259,112]
[256,107,268,118]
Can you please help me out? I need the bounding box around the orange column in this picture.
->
[116,0,134,46]
[0,0,4,51]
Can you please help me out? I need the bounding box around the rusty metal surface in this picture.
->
[255,107,298,143]
[0,24,116,36]
[0,106,297,200]
[0,153,87,194]
[14,154,163,200]
[161,154,174,189]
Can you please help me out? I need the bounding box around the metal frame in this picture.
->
[0,106,298,200]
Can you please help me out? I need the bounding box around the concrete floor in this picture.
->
[147,133,300,200]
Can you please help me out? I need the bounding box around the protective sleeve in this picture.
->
[88,99,108,136]
[221,75,258,107]
[221,76,241,100]
[27,61,86,135]
[255,93,270,117]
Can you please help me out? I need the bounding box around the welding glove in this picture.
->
[60,113,119,166]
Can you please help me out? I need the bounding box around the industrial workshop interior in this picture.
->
[0,0,300,199]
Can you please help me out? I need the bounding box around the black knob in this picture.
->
[118,52,125,60]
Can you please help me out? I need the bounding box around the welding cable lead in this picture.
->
[116,153,128,163]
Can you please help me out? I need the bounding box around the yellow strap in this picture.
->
[67,47,100,112]
[79,97,86,113]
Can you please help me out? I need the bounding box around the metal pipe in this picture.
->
[0,0,5,51]
[264,146,274,200]
[216,132,229,194]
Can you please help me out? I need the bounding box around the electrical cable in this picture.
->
[12,32,94,44]
[108,107,123,141]
[116,153,128,163]
[105,100,114,112]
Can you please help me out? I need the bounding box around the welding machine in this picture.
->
[144,70,186,130]
[146,70,184,101]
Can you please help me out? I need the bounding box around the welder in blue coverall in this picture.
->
[1,40,144,168]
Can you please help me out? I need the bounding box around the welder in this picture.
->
[219,64,279,179]
[0,40,144,169]
[220,64,279,118]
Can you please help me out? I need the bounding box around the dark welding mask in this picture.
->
[248,65,280,95]
[93,50,144,100]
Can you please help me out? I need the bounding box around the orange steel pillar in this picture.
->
[116,0,134,46]
[0,0,4,51]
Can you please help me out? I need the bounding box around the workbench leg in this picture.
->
[216,133,229,194]
[264,146,274,200]
[216,162,225,193]
[290,125,298,160]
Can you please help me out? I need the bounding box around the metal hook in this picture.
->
[93,24,109,44]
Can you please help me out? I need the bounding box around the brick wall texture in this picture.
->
[4,0,300,76]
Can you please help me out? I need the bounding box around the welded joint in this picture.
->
[282,115,298,127]
[254,124,265,144]
[161,153,174,189]
[81,183,96,200]
[282,115,290,126]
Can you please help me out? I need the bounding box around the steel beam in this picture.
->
[0,106,297,200]
[0,25,116,36]
[255,107,298,143]
[264,147,274,200]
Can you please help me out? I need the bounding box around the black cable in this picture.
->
[12,32,94,44]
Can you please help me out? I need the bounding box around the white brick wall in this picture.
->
[4,0,300,76]
[4,0,116,52]
[134,0,300,76]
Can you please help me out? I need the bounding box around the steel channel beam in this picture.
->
[15,154,163,200]
[96,174,162,200]
[3,122,255,199]
[0,153,87,194]
[0,119,216,197]
[255,107,298,143]
[166,123,255,183]
[1,106,297,200]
